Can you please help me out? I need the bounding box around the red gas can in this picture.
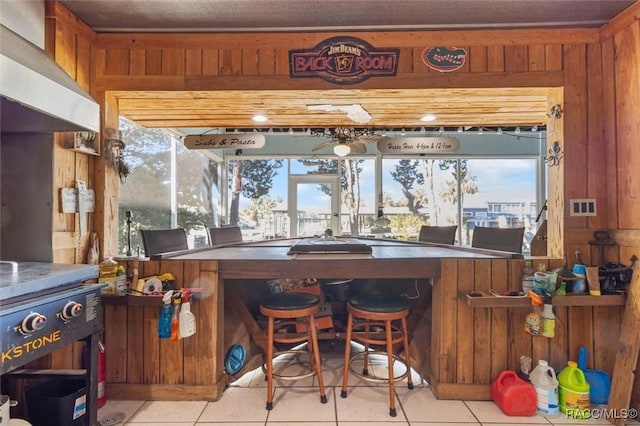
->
[491,370,537,416]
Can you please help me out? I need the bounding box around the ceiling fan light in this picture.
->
[333,143,351,157]
[420,114,437,122]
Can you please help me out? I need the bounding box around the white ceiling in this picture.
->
[60,0,635,33]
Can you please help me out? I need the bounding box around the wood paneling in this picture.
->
[41,0,640,405]
[103,259,225,400]
[430,258,627,400]
[614,20,640,229]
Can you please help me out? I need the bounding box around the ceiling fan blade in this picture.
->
[358,135,385,143]
[311,140,335,152]
[348,141,367,153]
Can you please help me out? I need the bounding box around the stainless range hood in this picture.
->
[0,24,100,133]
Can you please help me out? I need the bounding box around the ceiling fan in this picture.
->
[311,127,384,156]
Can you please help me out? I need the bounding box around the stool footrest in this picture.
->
[347,351,409,384]
[262,349,319,381]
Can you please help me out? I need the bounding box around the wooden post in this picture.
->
[607,264,640,425]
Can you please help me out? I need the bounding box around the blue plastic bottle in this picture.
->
[158,290,174,339]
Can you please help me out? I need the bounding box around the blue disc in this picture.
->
[224,343,246,375]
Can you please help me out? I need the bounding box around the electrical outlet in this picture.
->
[570,199,597,216]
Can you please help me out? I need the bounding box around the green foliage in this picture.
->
[388,214,429,240]
[390,159,424,213]
[229,159,283,198]
[117,117,219,253]
[228,159,284,224]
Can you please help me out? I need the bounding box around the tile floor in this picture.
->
[98,343,640,426]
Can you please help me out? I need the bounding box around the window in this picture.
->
[381,158,459,240]
[118,122,543,255]
[463,158,537,252]
[381,157,539,251]
[118,118,219,254]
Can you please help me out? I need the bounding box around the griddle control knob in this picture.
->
[21,312,47,333]
[61,301,83,320]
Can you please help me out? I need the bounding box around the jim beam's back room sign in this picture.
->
[289,36,399,85]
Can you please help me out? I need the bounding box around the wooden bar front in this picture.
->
[101,240,625,402]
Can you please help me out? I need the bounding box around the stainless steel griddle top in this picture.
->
[0,261,98,301]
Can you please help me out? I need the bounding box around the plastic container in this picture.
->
[546,272,558,294]
[26,379,86,426]
[529,360,559,416]
[558,361,590,417]
[522,261,534,294]
[491,370,537,416]
[115,265,127,295]
[578,347,611,404]
[533,271,549,295]
[98,257,118,294]
[570,265,587,293]
[541,304,555,338]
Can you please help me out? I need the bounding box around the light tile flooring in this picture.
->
[98,343,640,426]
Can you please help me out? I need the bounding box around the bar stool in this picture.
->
[260,292,327,410]
[340,293,413,417]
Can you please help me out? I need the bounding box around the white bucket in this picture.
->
[0,395,21,426]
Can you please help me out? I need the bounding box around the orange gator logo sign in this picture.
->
[289,36,399,85]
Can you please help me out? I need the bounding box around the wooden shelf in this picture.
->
[459,290,626,308]
[101,294,164,306]
[552,294,626,306]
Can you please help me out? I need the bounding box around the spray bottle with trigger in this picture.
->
[541,295,556,338]
[170,290,182,341]
[158,290,174,339]
[179,290,196,338]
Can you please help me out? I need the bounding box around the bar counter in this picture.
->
[102,238,622,402]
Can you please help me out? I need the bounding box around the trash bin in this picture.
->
[26,379,86,426]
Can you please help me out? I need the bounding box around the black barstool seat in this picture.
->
[349,294,409,313]
[261,292,320,310]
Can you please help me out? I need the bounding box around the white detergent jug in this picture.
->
[530,359,560,416]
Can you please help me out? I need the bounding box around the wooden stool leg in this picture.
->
[385,319,397,417]
[306,320,316,371]
[266,316,275,410]
[341,311,354,398]
[362,320,370,375]
[402,316,414,389]
[308,315,327,403]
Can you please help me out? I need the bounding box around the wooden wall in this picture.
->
[103,259,225,400]
[43,0,639,406]
[430,257,627,400]
[45,0,639,264]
